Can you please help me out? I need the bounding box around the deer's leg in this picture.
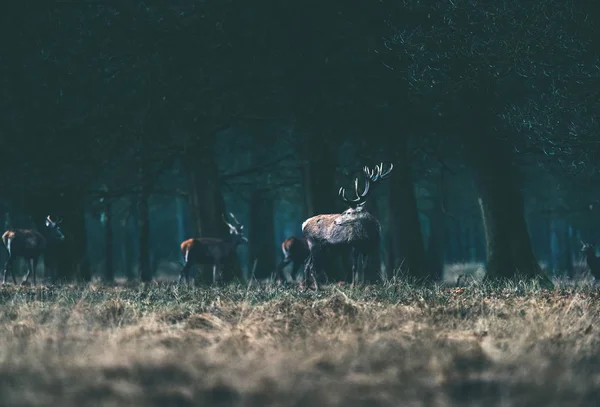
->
[304,251,320,291]
[212,263,218,285]
[359,252,367,285]
[22,258,32,285]
[277,257,292,284]
[351,247,360,287]
[32,257,39,286]
[2,256,13,284]
[302,256,312,291]
[179,262,192,287]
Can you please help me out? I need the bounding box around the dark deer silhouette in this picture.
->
[275,236,309,283]
[179,212,248,286]
[581,241,600,280]
[2,215,65,286]
[301,163,393,290]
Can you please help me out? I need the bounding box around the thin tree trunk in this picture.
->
[124,203,138,280]
[565,224,573,278]
[427,188,445,281]
[175,197,186,244]
[364,198,382,283]
[546,217,555,274]
[138,184,152,283]
[104,197,114,283]
[386,138,426,279]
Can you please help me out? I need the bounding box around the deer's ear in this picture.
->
[45,219,51,227]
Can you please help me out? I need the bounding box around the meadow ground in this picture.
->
[1,276,600,407]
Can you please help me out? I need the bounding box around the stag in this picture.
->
[275,236,309,284]
[581,241,600,280]
[179,212,248,286]
[301,162,393,289]
[2,215,65,286]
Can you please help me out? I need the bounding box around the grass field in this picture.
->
[1,276,600,407]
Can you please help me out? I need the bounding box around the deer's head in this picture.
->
[334,162,393,226]
[45,215,65,241]
[222,212,248,244]
[581,241,596,256]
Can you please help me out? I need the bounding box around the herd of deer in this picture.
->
[3,163,600,288]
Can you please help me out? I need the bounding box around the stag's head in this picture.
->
[335,162,393,225]
[45,215,65,241]
[223,212,248,244]
[581,241,595,256]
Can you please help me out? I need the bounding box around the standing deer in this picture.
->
[179,212,248,286]
[301,162,393,290]
[2,215,65,286]
[275,236,309,283]
[581,241,600,280]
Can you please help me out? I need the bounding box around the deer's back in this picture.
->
[302,213,380,246]
[181,237,230,263]
[2,229,46,255]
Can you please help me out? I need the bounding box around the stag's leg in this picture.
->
[303,253,319,291]
[22,258,33,285]
[2,255,16,285]
[351,247,360,287]
[32,257,39,286]
[179,262,192,287]
[359,252,367,285]
[212,263,218,286]
[276,257,292,284]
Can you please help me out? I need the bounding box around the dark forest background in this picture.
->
[0,1,598,285]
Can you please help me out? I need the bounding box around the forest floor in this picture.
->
[0,277,599,407]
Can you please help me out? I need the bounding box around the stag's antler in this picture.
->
[228,212,242,226]
[222,213,236,230]
[339,176,370,208]
[364,162,393,182]
[47,215,62,224]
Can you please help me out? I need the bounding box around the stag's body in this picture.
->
[302,163,392,289]
[179,213,247,286]
[2,216,65,285]
[581,242,600,280]
[276,236,309,283]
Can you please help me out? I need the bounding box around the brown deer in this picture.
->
[179,212,248,286]
[2,215,65,286]
[581,241,600,280]
[301,162,393,290]
[275,236,309,283]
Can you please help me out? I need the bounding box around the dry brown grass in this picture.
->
[1,278,600,407]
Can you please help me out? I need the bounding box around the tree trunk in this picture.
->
[564,224,573,278]
[138,184,152,283]
[426,187,445,281]
[104,197,114,283]
[175,196,187,244]
[468,134,548,284]
[300,135,337,217]
[386,138,426,279]
[185,135,242,284]
[363,198,382,283]
[248,188,276,280]
[123,202,138,280]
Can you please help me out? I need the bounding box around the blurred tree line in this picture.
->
[0,1,598,285]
